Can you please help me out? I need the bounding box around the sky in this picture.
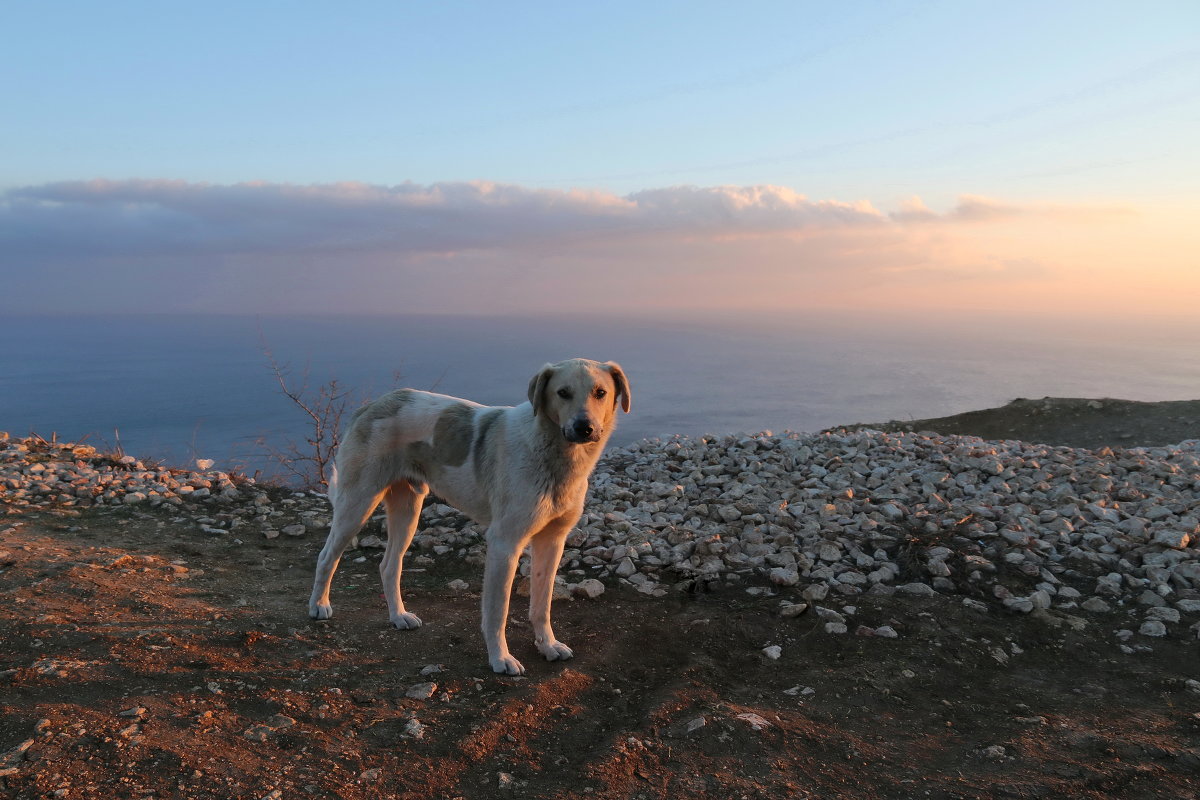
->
[2,1,1198,317]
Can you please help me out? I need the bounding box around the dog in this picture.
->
[308,358,631,675]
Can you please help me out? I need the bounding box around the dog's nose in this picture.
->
[572,419,595,438]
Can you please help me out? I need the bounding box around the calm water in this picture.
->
[2,312,1197,475]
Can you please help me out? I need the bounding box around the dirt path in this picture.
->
[2,501,1199,799]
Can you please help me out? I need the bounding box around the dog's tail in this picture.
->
[326,463,339,509]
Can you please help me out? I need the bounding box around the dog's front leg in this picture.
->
[481,524,529,676]
[529,516,575,662]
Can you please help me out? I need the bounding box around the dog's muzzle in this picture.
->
[563,416,601,444]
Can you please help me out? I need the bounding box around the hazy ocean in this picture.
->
[3,312,1197,477]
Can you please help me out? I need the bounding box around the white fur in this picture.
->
[307,358,631,675]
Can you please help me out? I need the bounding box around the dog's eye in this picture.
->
[556,388,572,399]
[594,388,607,399]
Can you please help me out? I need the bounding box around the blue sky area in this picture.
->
[2,1,1198,316]
[5,1,1197,206]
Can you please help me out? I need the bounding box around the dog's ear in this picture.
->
[527,363,556,418]
[604,361,631,413]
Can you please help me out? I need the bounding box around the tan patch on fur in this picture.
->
[349,389,415,444]
[405,403,474,481]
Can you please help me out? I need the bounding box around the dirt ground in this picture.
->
[3,401,1200,799]
[850,397,1200,451]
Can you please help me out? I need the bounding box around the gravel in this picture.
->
[4,427,1200,640]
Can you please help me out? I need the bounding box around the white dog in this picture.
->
[308,358,631,675]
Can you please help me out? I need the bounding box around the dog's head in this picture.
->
[527,359,631,444]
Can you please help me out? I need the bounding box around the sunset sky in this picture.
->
[3,1,1198,317]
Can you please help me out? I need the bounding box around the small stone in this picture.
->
[497,772,516,790]
[874,625,899,638]
[769,567,800,587]
[282,524,306,537]
[762,645,782,660]
[420,664,444,677]
[896,583,936,597]
[814,606,845,624]
[824,622,848,635]
[446,579,469,592]
[686,716,706,733]
[1080,597,1111,613]
[243,725,272,742]
[1139,620,1167,638]
[402,718,425,739]
[802,584,829,602]
[1137,590,1168,607]
[405,682,437,700]
[779,602,808,619]
[614,557,637,578]
[359,768,381,782]
[1152,530,1191,549]
[735,712,772,731]
[1145,607,1180,624]
[570,579,605,599]
[981,745,1007,760]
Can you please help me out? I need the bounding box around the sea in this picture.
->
[2,311,1197,478]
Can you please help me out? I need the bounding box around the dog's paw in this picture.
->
[309,602,333,620]
[537,640,575,662]
[490,654,526,676]
[390,612,423,630]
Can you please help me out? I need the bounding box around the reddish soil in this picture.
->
[2,503,1198,800]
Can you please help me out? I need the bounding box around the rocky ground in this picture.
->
[2,398,1199,799]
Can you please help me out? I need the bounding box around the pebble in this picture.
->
[1139,620,1168,638]
[405,682,437,700]
[570,578,606,599]
[3,428,1200,641]
[762,645,782,660]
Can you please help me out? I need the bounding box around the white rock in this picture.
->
[1145,606,1180,624]
[1139,620,1167,638]
[570,579,606,599]
[614,557,638,578]
[769,567,800,586]
[405,682,437,700]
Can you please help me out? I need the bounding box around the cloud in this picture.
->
[0,179,1145,315]
[890,193,1133,225]
[1,179,886,260]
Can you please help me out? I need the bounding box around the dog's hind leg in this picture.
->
[308,484,385,620]
[529,516,575,662]
[380,479,428,630]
